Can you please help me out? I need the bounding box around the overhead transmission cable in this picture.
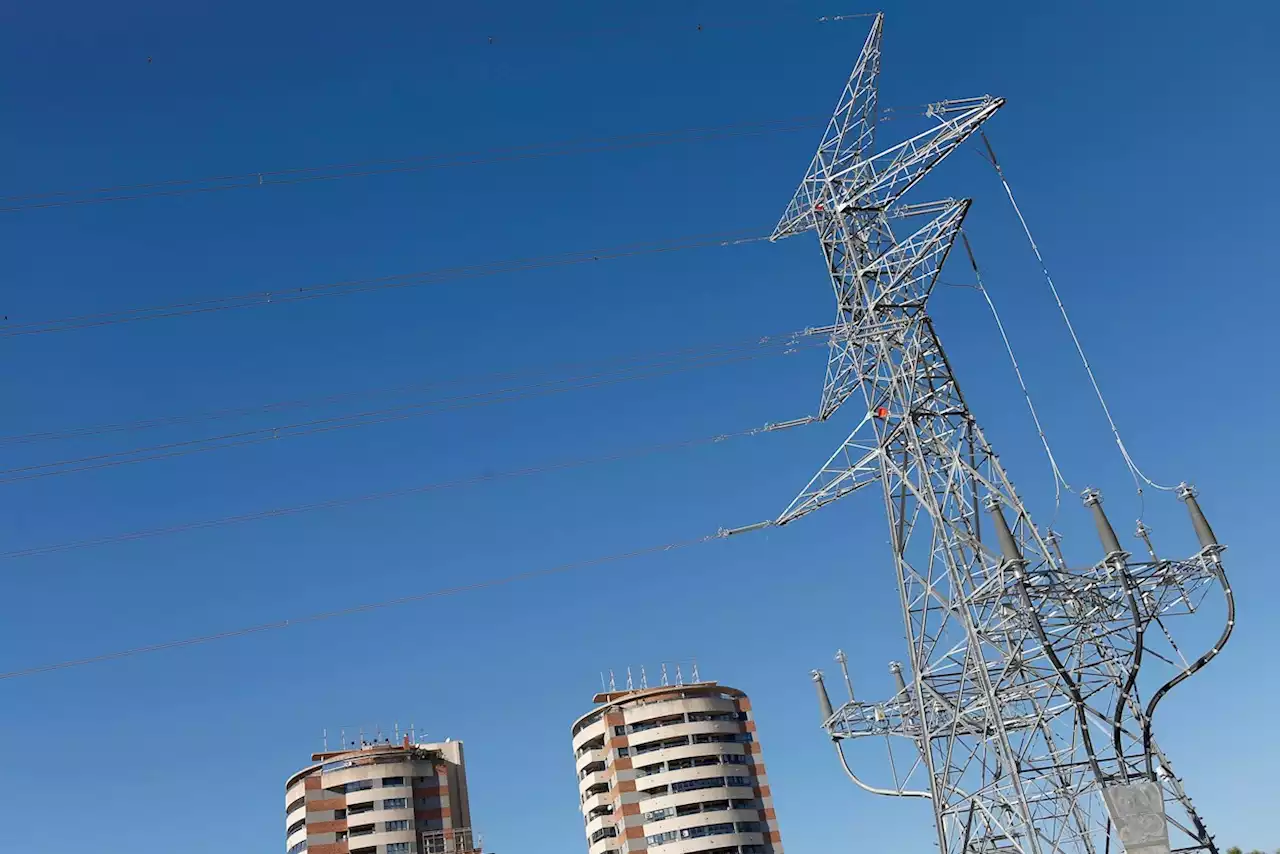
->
[0,520,774,681]
[977,131,1174,502]
[1,102,928,216]
[0,339,821,483]
[0,231,768,337]
[0,117,823,214]
[0,419,802,563]
[0,325,824,447]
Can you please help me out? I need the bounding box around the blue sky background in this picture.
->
[1,1,1277,852]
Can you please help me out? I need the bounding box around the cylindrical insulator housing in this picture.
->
[813,670,835,723]
[1082,487,1124,559]
[1177,483,1219,549]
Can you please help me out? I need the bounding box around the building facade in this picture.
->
[285,739,478,854]
[571,682,784,854]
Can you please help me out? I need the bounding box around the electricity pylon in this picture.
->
[774,15,1234,854]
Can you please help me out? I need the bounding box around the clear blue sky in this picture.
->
[1,1,1277,852]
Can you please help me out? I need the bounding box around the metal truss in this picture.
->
[774,15,1234,854]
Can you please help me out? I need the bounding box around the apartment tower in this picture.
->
[571,681,784,854]
[285,738,478,854]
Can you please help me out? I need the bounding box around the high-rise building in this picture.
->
[286,738,479,854]
[571,681,785,854]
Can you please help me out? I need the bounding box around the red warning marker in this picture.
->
[875,406,889,419]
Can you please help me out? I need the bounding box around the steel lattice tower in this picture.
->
[774,15,1234,854]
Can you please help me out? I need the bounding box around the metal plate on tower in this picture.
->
[1102,782,1172,854]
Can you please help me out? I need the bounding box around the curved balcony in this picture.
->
[572,715,609,753]
[653,830,764,854]
[581,789,613,816]
[578,768,612,797]
[642,808,762,837]
[622,697,738,729]
[576,748,608,774]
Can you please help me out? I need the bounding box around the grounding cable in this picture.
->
[959,231,1072,519]
[0,519,776,681]
[977,131,1175,503]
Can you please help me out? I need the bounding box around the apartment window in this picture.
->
[382,797,407,809]
[348,802,374,815]
[590,827,619,843]
[345,779,374,793]
[687,712,735,723]
[287,818,306,835]
[614,725,626,736]
[336,831,348,842]
[616,746,630,757]
[350,824,376,837]
[385,820,410,832]
[287,842,308,854]
[286,796,306,814]
[671,777,724,793]
[722,754,748,765]
[736,821,763,832]
[381,776,405,787]
[351,848,376,854]
[680,822,734,839]
[334,808,346,820]
[643,806,675,822]
[387,844,412,854]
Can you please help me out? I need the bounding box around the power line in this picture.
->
[0,419,802,563]
[1,102,927,217]
[0,342,818,483]
[0,522,774,680]
[0,231,767,338]
[0,326,823,447]
[0,116,823,214]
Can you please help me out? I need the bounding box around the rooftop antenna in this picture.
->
[394,722,400,742]
[340,727,346,749]
[600,672,607,693]
[640,665,649,689]
[691,658,700,682]
[608,669,616,692]
[410,723,417,744]
[661,663,669,686]
[675,663,684,686]
[626,666,634,691]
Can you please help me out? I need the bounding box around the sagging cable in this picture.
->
[977,131,1176,506]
